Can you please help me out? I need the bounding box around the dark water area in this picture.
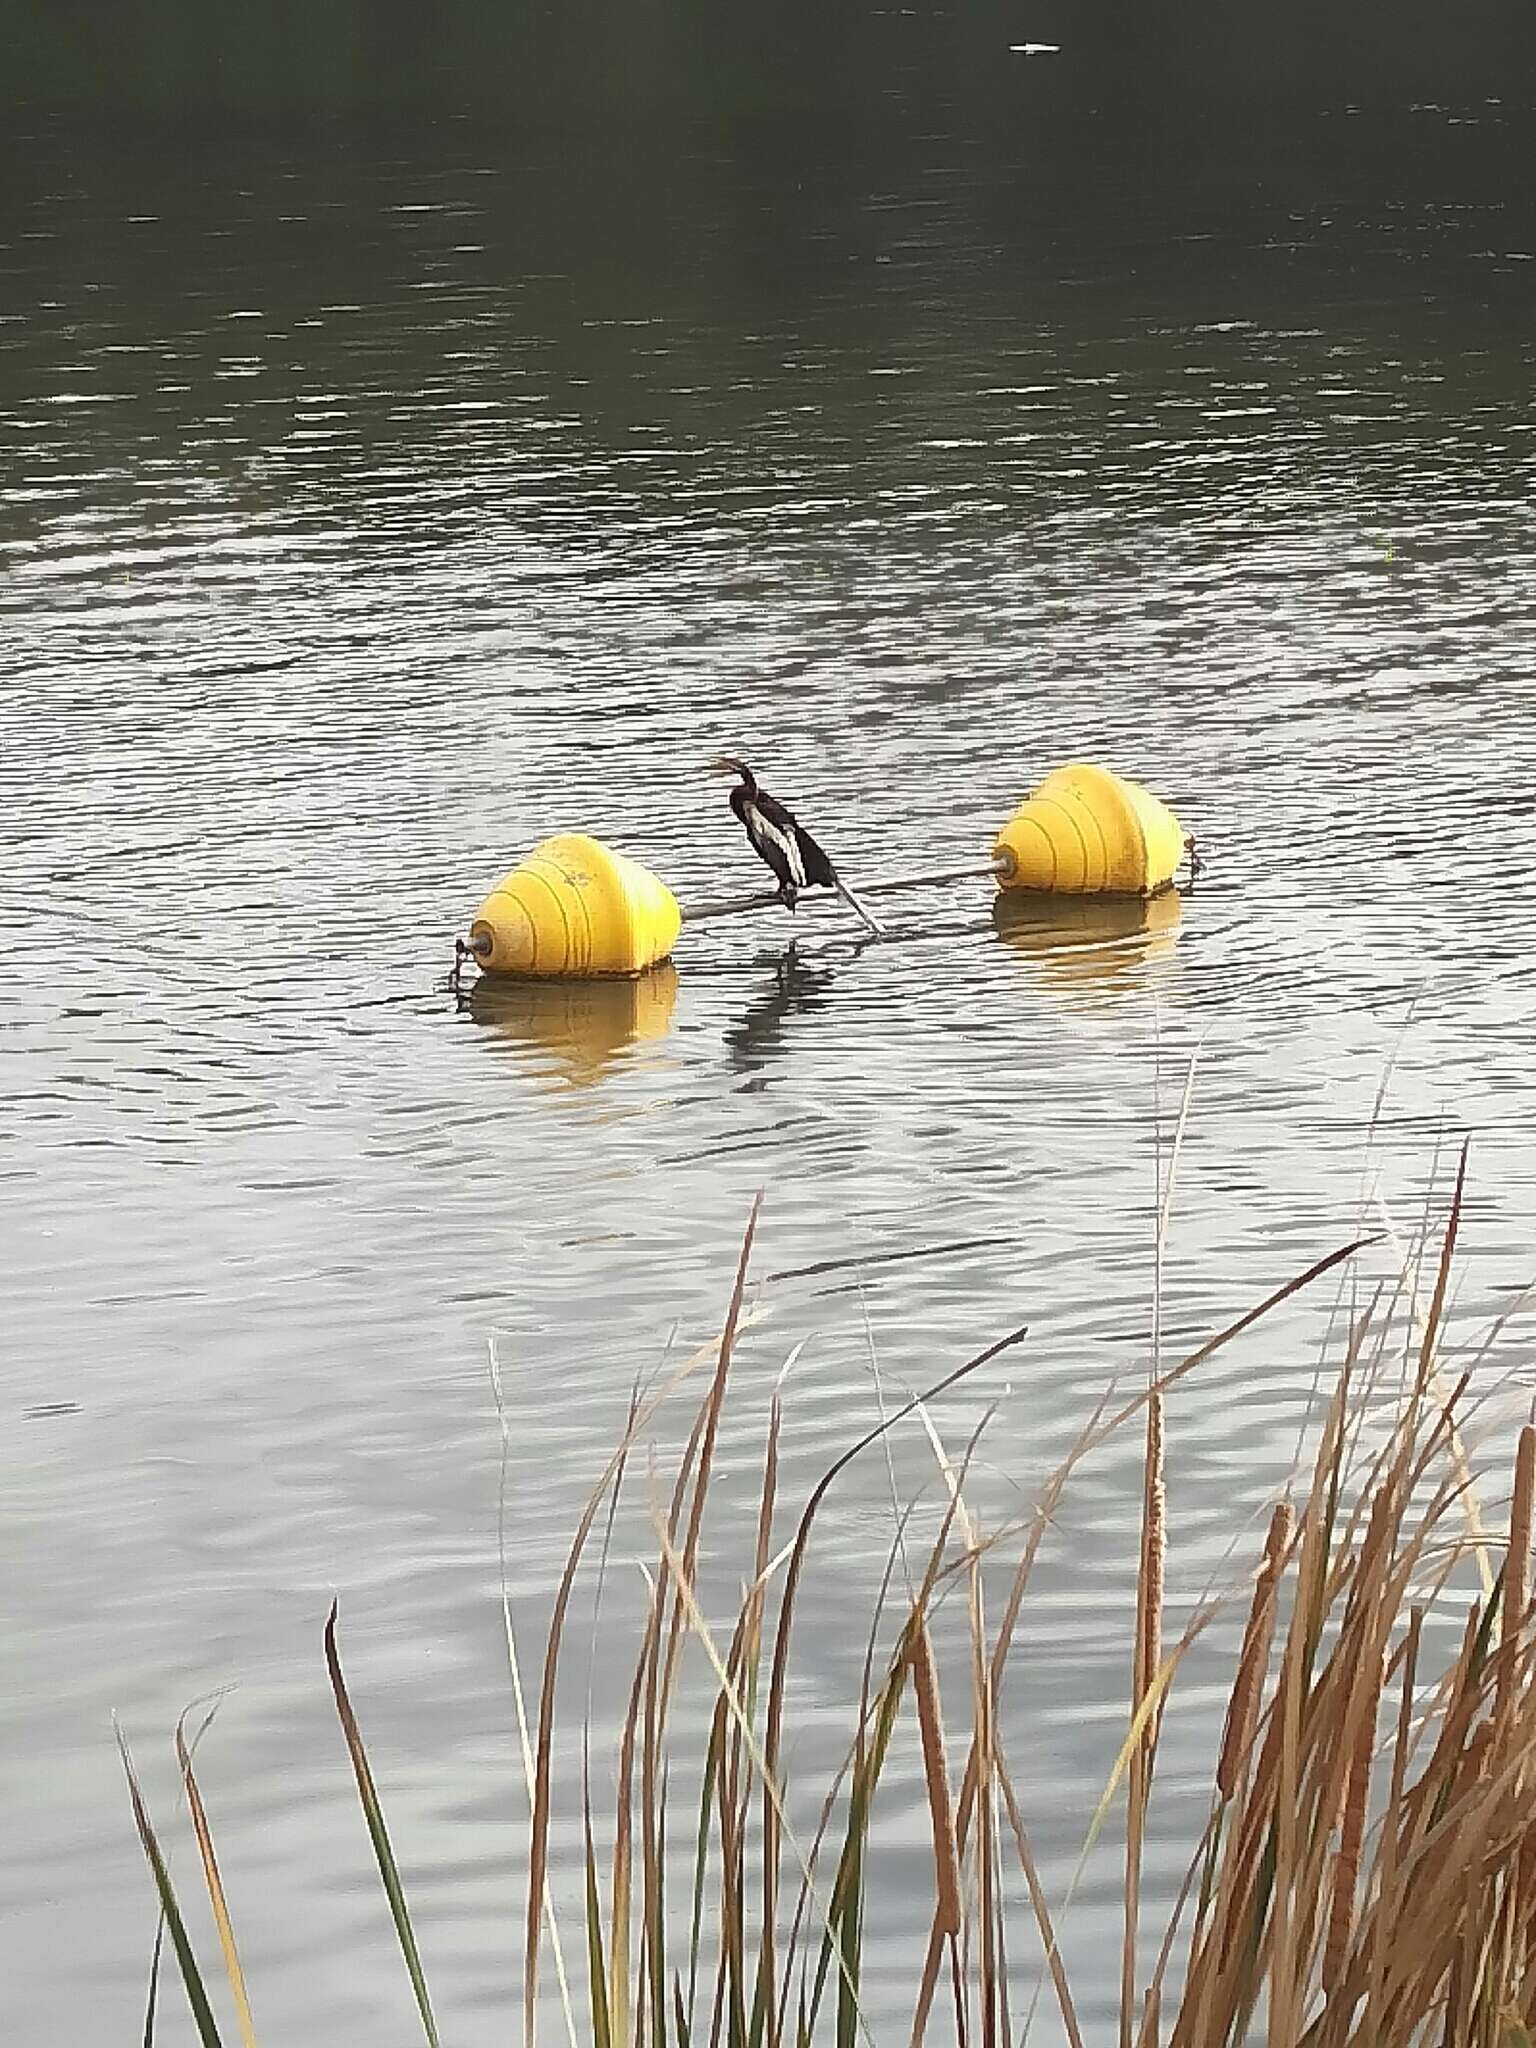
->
[4,10,1536,2043]
[10,0,1536,127]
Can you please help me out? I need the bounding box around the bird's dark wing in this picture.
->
[753,786,838,888]
[731,785,798,890]
[727,777,841,893]
[789,818,837,889]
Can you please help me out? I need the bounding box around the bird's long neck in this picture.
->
[733,764,759,798]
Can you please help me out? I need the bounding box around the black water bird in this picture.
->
[709,757,884,936]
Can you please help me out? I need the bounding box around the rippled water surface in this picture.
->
[4,100,1536,2043]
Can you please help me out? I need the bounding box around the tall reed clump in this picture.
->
[125,1155,1536,2047]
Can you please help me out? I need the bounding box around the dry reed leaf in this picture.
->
[1499,1427,1536,1725]
[647,1504,878,2048]
[909,1623,962,1940]
[995,1762,1086,2048]
[522,1252,768,2048]
[659,1195,762,1717]
[1123,1388,1167,2048]
[757,1322,1028,2048]
[1322,1649,1385,1996]
[174,1715,258,2048]
[117,1721,226,2048]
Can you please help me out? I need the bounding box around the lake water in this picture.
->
[4,87,1536,2044]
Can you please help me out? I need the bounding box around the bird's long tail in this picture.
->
[834,876,885,939]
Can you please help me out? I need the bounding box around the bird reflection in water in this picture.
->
[991,889,1183,991]
[724,942,836,1073]
[463,962,678,1085]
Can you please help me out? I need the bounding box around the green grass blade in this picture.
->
[834,1814,863,2048]
[584,1791,612,2048]
[686,1710,721,2034]
[142,1914,166,2048]
[673,1969,690,2048]
[652,1768,670,2048]
[116,1722,225,2048]
[806,1663,906,2044]
[323,1603,440,2048]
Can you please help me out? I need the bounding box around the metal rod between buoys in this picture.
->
[680,858,1007,926]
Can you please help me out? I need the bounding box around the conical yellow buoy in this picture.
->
[470,834,682,978]
[993,763,1187,897]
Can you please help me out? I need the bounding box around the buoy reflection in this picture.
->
[991,889,1182,988]
[465,962,678,1082]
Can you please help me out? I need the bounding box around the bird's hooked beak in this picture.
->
[707,755,748,778]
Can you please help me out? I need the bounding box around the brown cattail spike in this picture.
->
[1217,1502,1294,1803]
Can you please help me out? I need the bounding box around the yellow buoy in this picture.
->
[470,834,682,978]
[993,763,1187,897]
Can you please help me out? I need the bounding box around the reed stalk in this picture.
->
[124,1158,1536,2048]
